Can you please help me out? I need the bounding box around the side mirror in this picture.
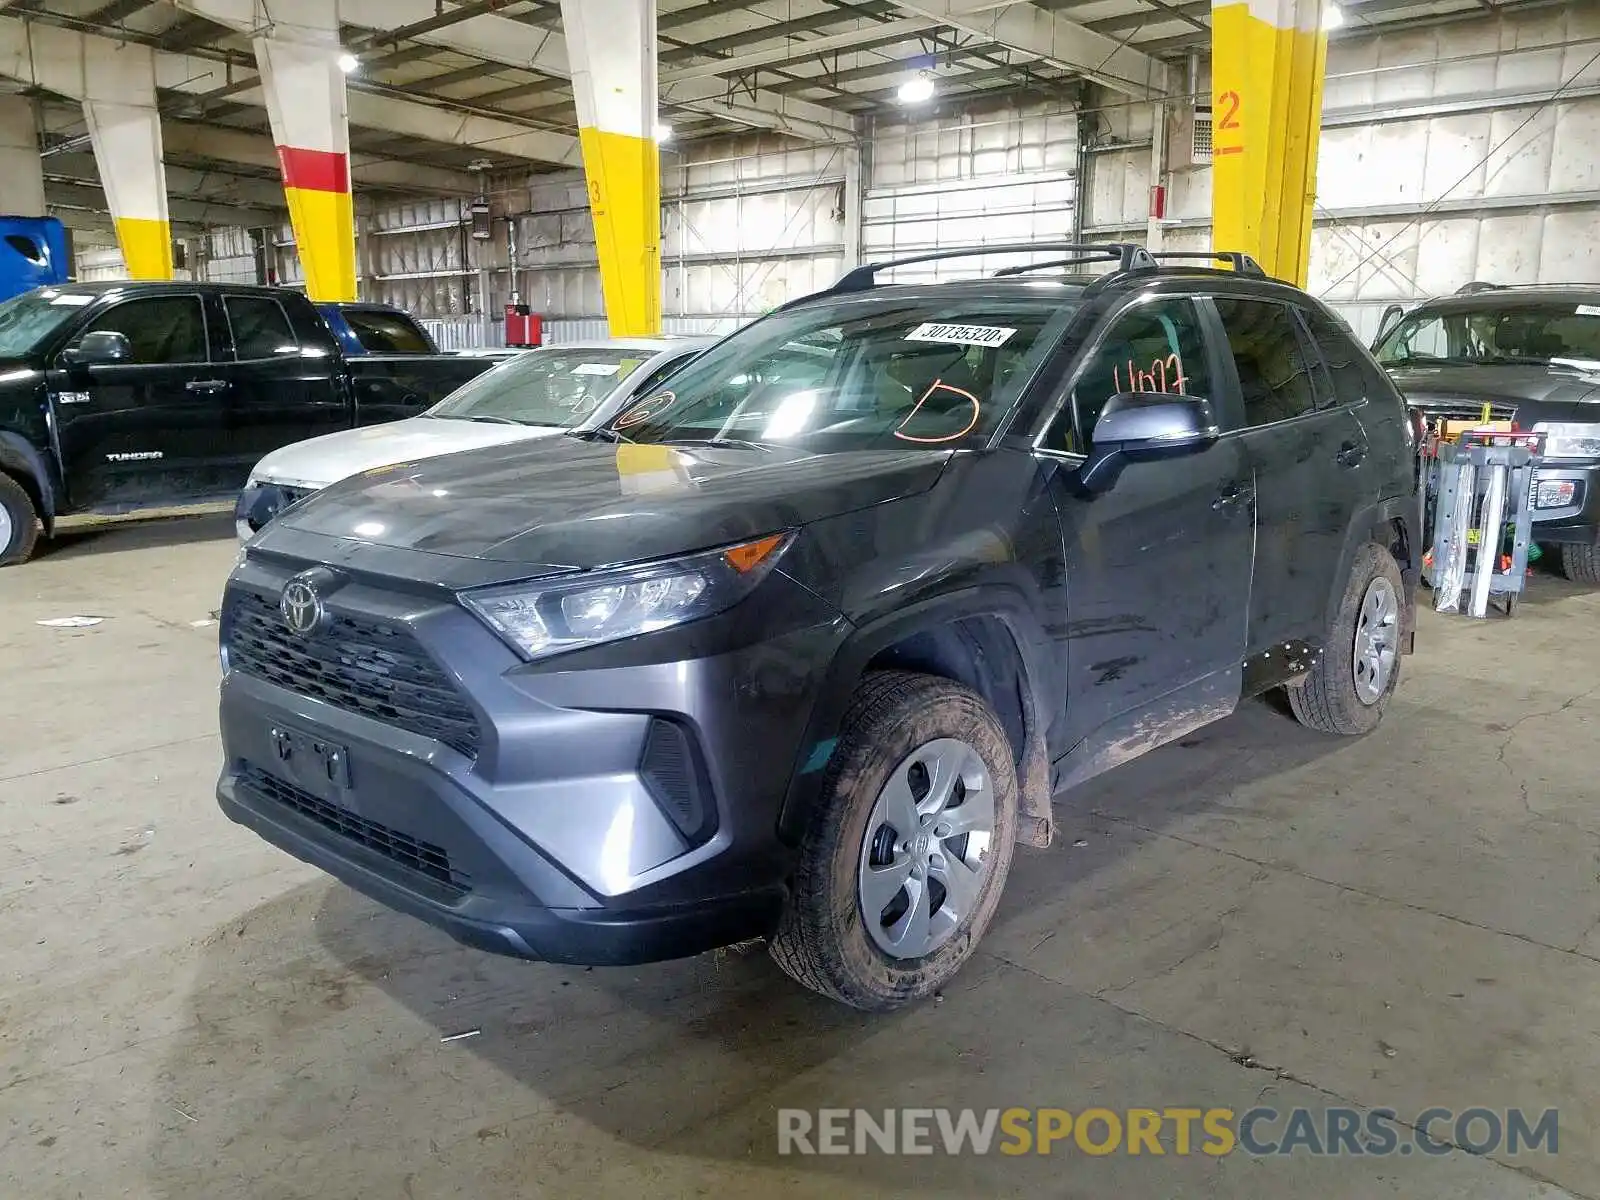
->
[1080,392,1220,492]
[63,329,133,366]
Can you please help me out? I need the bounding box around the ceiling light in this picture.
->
[1322,3,1344,29]
[897,73,936,105]
[655,123,674,144]
[338,52,359,73]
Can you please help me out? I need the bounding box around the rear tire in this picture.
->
[0,472,39,567]
[1287,544,1404,736]
[1560,543,1600,585]
[769,670,1018,1011]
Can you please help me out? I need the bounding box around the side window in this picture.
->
[341,308,432,354]
[225,296,298,360]
[1213,297,1318,426]
[78,296,207,364]
[1050,298,1212,454]
[1299,306,1368,409]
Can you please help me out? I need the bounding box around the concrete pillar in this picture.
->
[560,0,661,337]
[0,95,45,215]
[250,2,355,301]
[1209,0,1328,286]
[82,41,172,279]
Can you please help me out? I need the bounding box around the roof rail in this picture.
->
[830,242,1157,293]
[1144,250,1268,278]
[1456,280,1501,294]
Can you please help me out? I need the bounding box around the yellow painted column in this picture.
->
[82,41,172,279]
[1210,0,1329,287]
[559,0,661,337]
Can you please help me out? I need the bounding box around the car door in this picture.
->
[220,292,345,483]
[1208,295,1371,660]
[1038,295,1256,746]
[49,292,224,509]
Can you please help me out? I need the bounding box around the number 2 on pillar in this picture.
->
[1214,90,1243,156]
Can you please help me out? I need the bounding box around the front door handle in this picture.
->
[186,379,229,394]
[1336,440,1367,467]
[1213,481,1254,511]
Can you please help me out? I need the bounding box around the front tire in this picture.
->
[1287,544,1404,736]
[0,472,40,567]
[1560,543,1600,585]
[769,670,1018,1011]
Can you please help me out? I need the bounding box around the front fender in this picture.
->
[775,583,1061,848]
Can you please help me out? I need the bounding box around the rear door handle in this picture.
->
[1337,440,1367,467]
[186,379,229,394]
[1213,481,1254,510]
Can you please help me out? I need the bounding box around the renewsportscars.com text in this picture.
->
[776,1106,1558,1158]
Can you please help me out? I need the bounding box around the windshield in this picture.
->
[604,294,1076,452]
[427,348,649,425]
[1375,302,1600,371]
[0,288,93,357]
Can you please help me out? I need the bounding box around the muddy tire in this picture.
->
[0,472,39,567]
[1287,544,1405,736]
[1561,543,1600,585]
[769,670,1018,1011]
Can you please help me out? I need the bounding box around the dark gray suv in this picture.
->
[217,244,1419,1010]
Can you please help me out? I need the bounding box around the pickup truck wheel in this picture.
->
[1287,543,1404,736]
[769,670,1018,1011]
[0,472,39,566]
[1560,543,1600,585]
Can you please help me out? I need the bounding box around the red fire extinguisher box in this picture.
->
[504,303,543,347]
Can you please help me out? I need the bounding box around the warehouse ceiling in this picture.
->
[0,0,1560,238]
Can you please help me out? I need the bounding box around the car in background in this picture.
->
[1373,284,1600,583]
[316,301,518,363]
[215,242,1416,1011]
[0,282,511,566]
[234,335,712,538]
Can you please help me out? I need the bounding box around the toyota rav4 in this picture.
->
[216,244,1418,1011]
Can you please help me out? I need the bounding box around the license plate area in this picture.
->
[267,723,353,804]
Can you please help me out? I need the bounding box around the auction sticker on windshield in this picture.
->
[906,322,1016,348]
[572,363,622,376]
[1576,305,1600,317]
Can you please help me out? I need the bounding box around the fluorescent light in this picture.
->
[897,74,936,105]
[655,123,674,144]
[338,52,359,73]
[1322,3,1344,29]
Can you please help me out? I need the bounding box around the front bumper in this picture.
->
[215,553,843,965]
[1527,458,1600,545]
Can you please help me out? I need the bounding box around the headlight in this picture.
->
[1533,421,1600,459]
[461,531,794,661]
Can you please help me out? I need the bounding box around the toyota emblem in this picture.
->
[279,574,325,637]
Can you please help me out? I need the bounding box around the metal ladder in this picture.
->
[1426,434,1540,618]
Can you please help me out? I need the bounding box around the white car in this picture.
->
[235,335,712,539]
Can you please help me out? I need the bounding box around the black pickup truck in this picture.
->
[0,281,507,565]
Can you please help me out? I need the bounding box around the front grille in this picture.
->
[240,763,471,895]
[278,485,316,509]
[225,589,482,757]
[1407,399,1518,423]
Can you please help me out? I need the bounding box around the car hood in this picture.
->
[278,436,950,568]
[249,416,561,490]
[1386,363,1600,420]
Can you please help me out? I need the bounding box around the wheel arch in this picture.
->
[0,431,55,537]
[1325,494,1420,656]
[777,585,1059,850]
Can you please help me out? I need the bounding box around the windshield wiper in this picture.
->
[660,437,778,453]
[566,426,634,443]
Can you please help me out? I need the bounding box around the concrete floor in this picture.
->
[2,515,1598,1199]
